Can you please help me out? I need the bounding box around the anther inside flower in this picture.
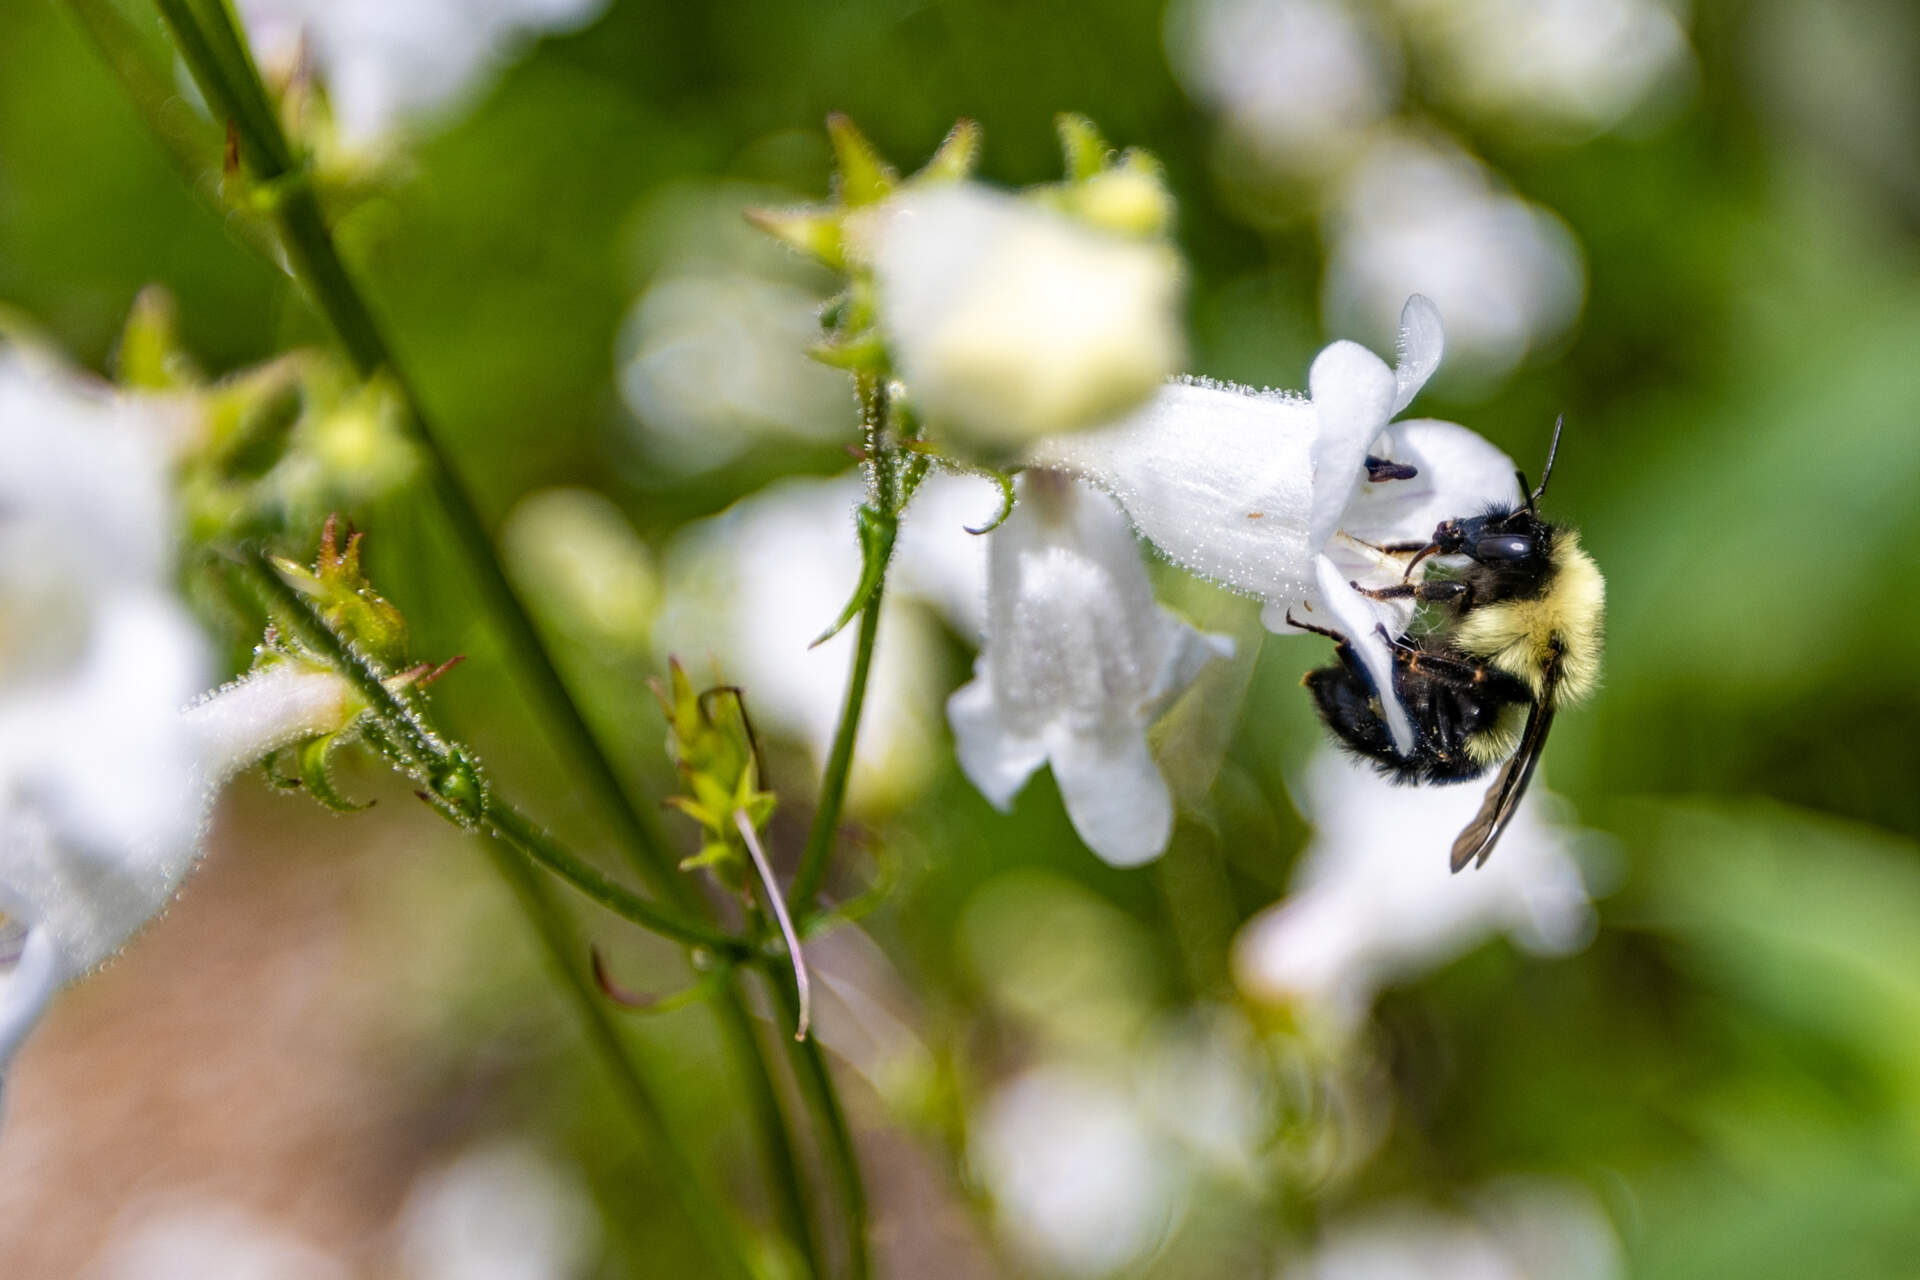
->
[1030,294,1522,754]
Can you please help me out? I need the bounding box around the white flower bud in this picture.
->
[866,185,1185,451]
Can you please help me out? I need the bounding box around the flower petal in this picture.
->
[0,927,65,1069]
[1031,381,1318,602]
[947,671,1048,812]
[1305,340,1397,550]
[1340,418,1521,547]
[1391,294,1445,414]
[1301,554,1414,756]
[1139,614,1237,724]
[1044,723,1175,867]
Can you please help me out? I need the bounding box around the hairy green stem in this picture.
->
[483,842,755,1280]
[789,589,884,908]
[772,973,872,1280]
[488,805,752,958]
[137,2,833,1261]
[234,551,747,954]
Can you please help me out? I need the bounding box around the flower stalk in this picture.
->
[125,3,829,1267]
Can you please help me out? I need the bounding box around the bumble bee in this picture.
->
[1292,419,1605,871]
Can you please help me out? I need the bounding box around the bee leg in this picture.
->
[1352,579,1473,607]
[1283,611,1350,645]
[1396,650,1532,702]
[1342,534,1432,554]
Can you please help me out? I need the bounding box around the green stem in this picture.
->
[790,568,885,909]
[153,0,679,895]
[772,972,872,1280]
[483,841,755,1280]
[144,4,829,1266]
[487,804,751,958]
[233,551,746,954]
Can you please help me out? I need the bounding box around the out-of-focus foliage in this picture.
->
[5,0,1920,1275]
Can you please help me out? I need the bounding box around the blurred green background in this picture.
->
[4,0,1920,1276]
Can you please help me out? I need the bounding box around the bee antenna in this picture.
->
[1532,414,1565,506]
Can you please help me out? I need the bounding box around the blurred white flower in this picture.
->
[617,272,856,474]
[1322,136,1585,387]
[947,471,1233,866]
[0,350,358,1070]
[236,0,608,147]
[502,487,659,644]
[395,1139,600,1280]
[1291,1179,1622,1280]
[1167,0,1401,176]
[1235,749,1595,1032]
[654,471,989,812]
[86,1197,346,1280]
[0,350,212,1067]
[1036,296,1519,754]
[1397,0,1692,136]
[866,184,1186,451]
[971,1064,1181,1277]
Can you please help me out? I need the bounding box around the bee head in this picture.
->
[1433,507,1549,565]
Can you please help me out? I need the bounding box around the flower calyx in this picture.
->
[654,659,777,894]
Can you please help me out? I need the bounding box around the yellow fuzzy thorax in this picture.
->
[1452,530,1606,709]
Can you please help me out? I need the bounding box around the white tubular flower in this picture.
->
[1400,0,1693,136]
[1293,1180,1623,1280]
[0,350,357,1070]
[947,471,1233,867]
[0,350,212,1067]
[1166,0,1401,177]
[1233,749,1595,1033]
[866,184,1185,451]
[1034,295,1518,754]
[970,1064,1181,1278]
[236,0,609,147]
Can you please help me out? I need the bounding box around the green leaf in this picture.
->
[810,503,897,648]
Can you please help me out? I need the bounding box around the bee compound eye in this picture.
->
[1475,533,1534,561]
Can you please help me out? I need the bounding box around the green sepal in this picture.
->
[810,503,897,648]
[298,732,373,813]
[826,113,896,206]
[808,329,886,372]
[679,840,736,873]
[260,746,305,792]
[744,205,845,268]
[915,118,981,184]
[115,286,199,391]
[965,467,1018,535]
[1057,113,1111,182]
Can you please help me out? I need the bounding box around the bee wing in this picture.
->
[1449,657,1561,872]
